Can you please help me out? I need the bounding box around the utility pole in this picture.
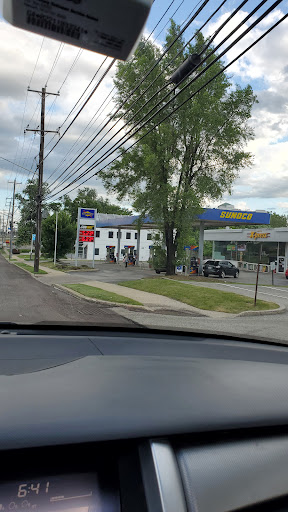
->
[8,178,22,260]
[4,201,11,253]
[26,86,59,272]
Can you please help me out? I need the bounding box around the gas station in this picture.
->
[74,206,276,272]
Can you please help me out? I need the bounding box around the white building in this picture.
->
[76,213,158,262]
[83,226,157,262]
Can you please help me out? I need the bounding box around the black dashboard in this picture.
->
[1,326,288,512]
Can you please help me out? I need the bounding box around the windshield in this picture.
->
[0,0,287,343]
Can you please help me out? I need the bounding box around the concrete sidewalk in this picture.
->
[63,280,237,318]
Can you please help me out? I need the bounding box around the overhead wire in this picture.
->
[45,42,65,87]
[66,0,270,181]
[47,0,231,190]
[43,0,190,183]
[146,0,176,39]
[154,0,185,40]
[48,11,288,201]
[43,55,109,154]
[42,57,114,170]
[47,0,284,198]
[45,0,211,187]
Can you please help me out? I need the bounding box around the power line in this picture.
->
[49,11,288,201]
[49,0,255,193]
[154,0,185,40]
[43,56,109,155]
[44,1,194,187]
[46,42,65,87]
[43,57,115,173]
[46,1,285,199]
[146,0,176,40]
[28,37,45,88]
[45,0,211,189]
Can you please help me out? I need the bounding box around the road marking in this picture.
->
[213,282,288,301]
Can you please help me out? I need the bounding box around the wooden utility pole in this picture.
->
[8,178,22,260]
[26,86,59,272]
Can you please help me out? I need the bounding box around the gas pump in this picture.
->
[106,246,116,262]
[124,245,135,265]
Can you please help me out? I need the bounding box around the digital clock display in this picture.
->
[0,473,119,512]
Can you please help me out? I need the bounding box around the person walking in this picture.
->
[124,255,128,268]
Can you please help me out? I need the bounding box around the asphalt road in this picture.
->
[0,256,135,326]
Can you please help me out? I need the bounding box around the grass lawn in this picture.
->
[13,262,48,275]
[118,278,279,314]
[64,284,142,305]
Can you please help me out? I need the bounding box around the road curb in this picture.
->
[53,284,152,309]
[236,305,286,317]
[7,260,45,278]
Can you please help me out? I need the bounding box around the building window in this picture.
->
[126,232,131,239]
[121,249,126,256]
[135,233,138,240]
[95,230,100,238]
[117,231,122,238]
[147,233,152,240]
[95,248,99,256]
[108,231,114,238]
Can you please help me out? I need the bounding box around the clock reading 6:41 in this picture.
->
[17,482,50,497]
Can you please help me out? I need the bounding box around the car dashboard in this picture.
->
[1,327,288,512]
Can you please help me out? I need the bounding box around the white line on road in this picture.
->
[213,282,288,301]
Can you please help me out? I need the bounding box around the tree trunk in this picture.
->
[165,224,175,275]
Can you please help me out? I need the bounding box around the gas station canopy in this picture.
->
[95,208,270,229]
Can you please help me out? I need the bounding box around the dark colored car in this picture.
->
[155,267,167,274]
[203,259,239,278]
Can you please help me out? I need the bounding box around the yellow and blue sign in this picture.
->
[80,208,95,219]
[198,208,270,224]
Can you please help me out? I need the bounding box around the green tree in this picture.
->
[15,178,50,246]
[42,211,76,259]
[62,187,131,223]
[269,212,287,228]
[100,22,257,274]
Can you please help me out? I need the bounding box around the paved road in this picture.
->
[113,307,288,344]
[0,256,135,326]
[37,262,155,286]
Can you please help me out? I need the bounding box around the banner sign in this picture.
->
[198,208,270,224]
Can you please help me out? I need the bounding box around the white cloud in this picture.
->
[0,4,288,217]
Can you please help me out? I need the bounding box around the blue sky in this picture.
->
[0,0,288,223]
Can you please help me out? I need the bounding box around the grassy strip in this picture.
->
[13,262,48,275]
[118,278,279,314]
[64,284,142,305]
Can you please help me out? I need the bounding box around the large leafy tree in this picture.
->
[42,211,76,259]
[100,22,257,273]
[15,178,53,245]
[62,187,131,223]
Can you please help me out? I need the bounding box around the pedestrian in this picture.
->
[124,255,128,268]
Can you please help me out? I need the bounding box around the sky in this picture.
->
[0,0,288,225]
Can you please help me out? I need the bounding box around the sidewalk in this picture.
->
[11,254,64,276]
[59,280,235,318]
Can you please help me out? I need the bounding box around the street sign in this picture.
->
[32,234,36,241]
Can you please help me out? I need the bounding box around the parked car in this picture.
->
[154,266,167,274]
[203,260,239,278]
[12,248,20,254]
